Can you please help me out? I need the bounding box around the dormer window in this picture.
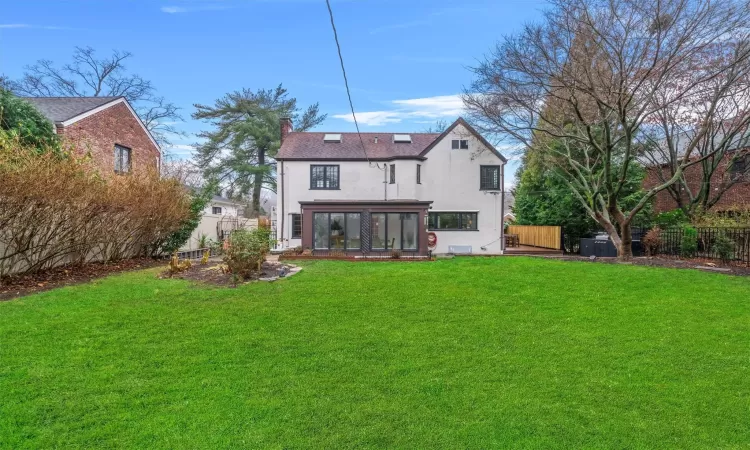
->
[452,139,469,150]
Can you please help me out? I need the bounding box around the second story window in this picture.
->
[114,144,131,174]
[212,206,222,215]
[480,165,500,190]
[310,165,339,190]
[417,164,421,184]
[452,139,469,150]
[390,164,396,184]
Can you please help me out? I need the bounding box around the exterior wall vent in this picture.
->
[448,245,472,254]
[393,134,412,143]
[323,133,342,143]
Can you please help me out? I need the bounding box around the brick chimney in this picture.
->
[280,117,293,144]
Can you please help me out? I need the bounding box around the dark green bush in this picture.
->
[654,209,689,229]
[680,225,698,258]
[713,232,735,264]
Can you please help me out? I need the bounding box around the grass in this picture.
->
[1,257,749,449]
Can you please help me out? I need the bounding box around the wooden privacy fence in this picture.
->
[507,225,562,250]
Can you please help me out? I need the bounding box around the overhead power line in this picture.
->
[324,0,380,168]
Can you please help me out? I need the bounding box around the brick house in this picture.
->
[25,97,160,175]
[645,153,750,213]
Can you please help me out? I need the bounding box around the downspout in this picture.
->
[500,163,505,253]
[383,164,387,201]
[280,160,285,248]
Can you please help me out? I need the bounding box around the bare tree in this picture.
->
[9,46,183,147]
[465,0,750,259]
[161,159,204,189]
[639,44,750,216]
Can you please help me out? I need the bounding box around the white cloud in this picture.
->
[332,94,466,127]
[0,24,80,30]
[161,6,188,13]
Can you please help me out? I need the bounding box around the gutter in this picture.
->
[500,164,506,253]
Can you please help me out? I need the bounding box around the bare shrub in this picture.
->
[642,228,662,257]
[0,134,191,277]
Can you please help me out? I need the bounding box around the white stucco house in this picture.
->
[181,194,248,251]
[273,117,507,255]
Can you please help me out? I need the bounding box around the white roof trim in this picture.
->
[59,97,161,154]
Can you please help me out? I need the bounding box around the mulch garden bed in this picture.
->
[0,258,164,301]
[548,255,750,276]
[161,259,301,287]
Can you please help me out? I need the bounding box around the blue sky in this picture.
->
[1,0,546,183]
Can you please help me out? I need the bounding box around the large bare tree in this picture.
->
[465,0,750,258]
[8,46,183,148]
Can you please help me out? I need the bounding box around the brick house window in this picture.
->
[480,165,500,190]
[212,207,222,215]
[731,155,749,181]
[452,139,469,150]
[291,213,302,239]
[310,165,340,189]
[114,144,131,174]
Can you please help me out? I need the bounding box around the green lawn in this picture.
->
[1,258,749,449]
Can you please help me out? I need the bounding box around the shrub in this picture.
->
[0,135,191,276]
[713,232,735,264]
[654,209,689,229]
[156,181,216,255]
[167,253,192,276]
[391,250,402,259]
[680,225,698,258]
[223,227,273,279]
[693,209,750,227]
[642,227,662,257]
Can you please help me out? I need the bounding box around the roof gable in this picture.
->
[24,96,161,152]
[419,117,507,163]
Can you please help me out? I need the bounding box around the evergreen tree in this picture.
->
[0,90,59,152]
[193,85,325,215]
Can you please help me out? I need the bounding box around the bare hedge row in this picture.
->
[0,137,192,277]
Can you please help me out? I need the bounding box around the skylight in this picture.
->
[393,134,412,143]
[323,134,342,143]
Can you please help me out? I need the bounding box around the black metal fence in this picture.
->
[564,226,750,264]
[650,226,750,263]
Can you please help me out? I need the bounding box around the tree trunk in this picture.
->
[617,222,633,260]
[594,213,633,261]
[252,149,265,216]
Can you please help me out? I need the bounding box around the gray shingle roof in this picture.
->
[23,96,121,124]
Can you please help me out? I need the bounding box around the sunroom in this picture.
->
[299,200,433,257]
